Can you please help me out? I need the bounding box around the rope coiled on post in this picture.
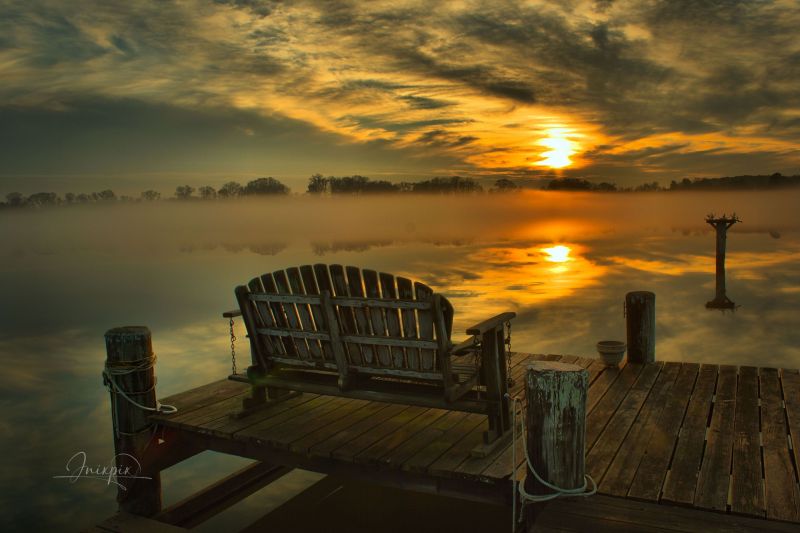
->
[507,393,596,530]
[102,354,178,416]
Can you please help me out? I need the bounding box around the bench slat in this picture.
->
[274,270,311,361]
[248,293,432,310]
[256,328,439,351]
[330,264,363,366]
[260,273,299,358]
[299,265,335,362]
[414,282,437,372]
[397,276,420,371]
[380,272,407,369]
[286,267,323,360]
[247,278,283,357]
[346,266,376,366]
[363,269,392,368]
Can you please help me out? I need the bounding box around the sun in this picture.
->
[535,128,577,169]
[542,245,572,263]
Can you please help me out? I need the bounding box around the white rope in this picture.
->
[102,354,178,416]
[507,393,596,529]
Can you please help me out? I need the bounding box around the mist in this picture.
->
[2,190,798,257]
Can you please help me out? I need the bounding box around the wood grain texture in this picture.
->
[730,366,764,516]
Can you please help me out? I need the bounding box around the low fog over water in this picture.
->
[1,190,799,531]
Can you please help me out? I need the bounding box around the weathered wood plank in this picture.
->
[150,380,247,426]
[628,363,699,501]
[308,402,409,459]
[414,282,436,371]
[761,367,800,521]
[273,269,311,360]
[329,264,363,365]
[588,362,663,484]
[249,397,360,450]
[397,276,421,371]
[586,362,625,415]
[380,410,470,468]
[299,264,335,361]
[286,267,323,360]
[345,266,376,365]
[661,364,718,505]
[534,494,800,533]
[379,272,406,368]
[731,366,764,517]
[354,407,449,465]
[199,393,320,438]
[694,364,737,510]
[602,362,680,496]
[363,269,392,367]
[330,405,428,461]
[260,273,299,358]
[780,368,800,490]
[288,399,391,454]
[586,362,645,450]
[403,413,484,473]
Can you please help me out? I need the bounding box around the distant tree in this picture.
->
[595,182,617,192]
[198,186,217,200]
[412,176,482,193]
[307,174,328,194]
[5,192,24,207]
[175,185,195,199]
[327,175,399,194]
[243,177,290,195]
[545,178,593,191]
[76,193,90,203]
[635,181,661,192]
[26,192,59,207]
[491,178,519,193]
[218,181,243,198]
[141,190,161,201]
[64,192,76,204]
[97,189,116,202]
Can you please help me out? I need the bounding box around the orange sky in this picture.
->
[1,1,799,189]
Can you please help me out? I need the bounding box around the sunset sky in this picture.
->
[2,0,800,190]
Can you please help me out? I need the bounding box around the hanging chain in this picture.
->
[505,320,514,387]
[472,335,482,400]
[229,317,238,375]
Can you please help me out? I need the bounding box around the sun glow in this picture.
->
[542,245,572,263]
[536,128,578,168]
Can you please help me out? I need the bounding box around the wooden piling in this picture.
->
[625,291,655,363]
[104,326,162,516]
[524,361,588,529]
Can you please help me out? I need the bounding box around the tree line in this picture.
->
[2,172,798,209]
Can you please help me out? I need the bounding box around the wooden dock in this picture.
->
[131,352,800,530]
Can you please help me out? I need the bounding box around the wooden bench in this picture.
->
[226,264,515,456]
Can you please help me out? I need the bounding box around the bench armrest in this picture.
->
[222,309,242,318]
[465,312,515,336]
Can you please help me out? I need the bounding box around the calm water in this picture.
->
[1,190,799,531]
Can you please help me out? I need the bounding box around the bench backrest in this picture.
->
[235,264,455,381]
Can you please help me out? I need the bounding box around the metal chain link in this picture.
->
[229,317,238,375]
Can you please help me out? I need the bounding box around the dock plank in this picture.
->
[587,362,663,484]
[781,369,800,488]
[601,362,680,496]
[761,368,800,522]
[534,494,800,533]
[694,364,738,511]
[661,364,718,505]
[586,362,645,450]
[730,366,764,517]
[627,363,698,501]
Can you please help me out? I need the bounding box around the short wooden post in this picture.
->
[625,291,655,363]
[524,361,587,529]
[104,326,162,516]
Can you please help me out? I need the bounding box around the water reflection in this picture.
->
[1,191,799,531]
